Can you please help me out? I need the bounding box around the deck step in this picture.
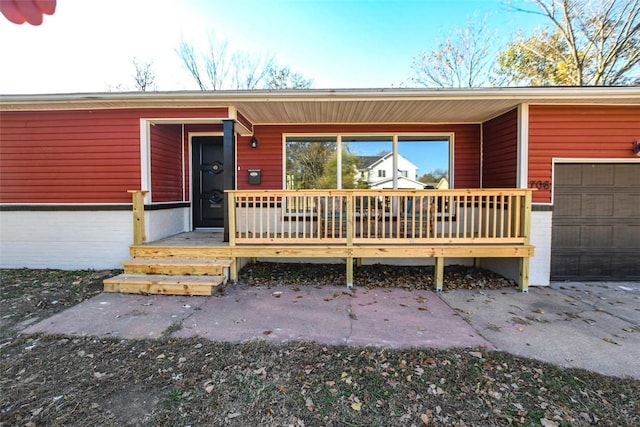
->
[103,274,224,296]
[123,258,233,276]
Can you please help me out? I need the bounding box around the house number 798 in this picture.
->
[529,180,550,190]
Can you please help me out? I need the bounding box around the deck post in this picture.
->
[435,257,444,291]
[345,193,354,288]
[518,190,533,293]
[346,256,354,288]
[127,190,148,245]
[227,191,238,282]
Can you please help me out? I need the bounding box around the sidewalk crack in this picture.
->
[345,298,355,344]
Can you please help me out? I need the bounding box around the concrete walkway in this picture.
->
[24,282,640,379]
[440,282,640,379]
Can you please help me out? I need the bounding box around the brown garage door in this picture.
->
[551,163,639,281]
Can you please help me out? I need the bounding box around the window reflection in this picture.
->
[285,135,450,189]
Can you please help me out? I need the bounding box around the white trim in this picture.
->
[552,157,640,163]
[479,122,483,188]
[392,135,398,188]
[140,119,151,203]
[448,133,455,188]
[283,132,455,138]
[146,117,226,125]
[142,118,225,204]
[517,104,529,188]
[234,129,239,190]
[181,124,186,202]
[4,86,638,104]
[281,133,287,189]
[337,135,343,189]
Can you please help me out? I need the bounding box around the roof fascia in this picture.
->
[2,86,639,106]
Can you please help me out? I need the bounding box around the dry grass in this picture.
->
[1,268,639,426]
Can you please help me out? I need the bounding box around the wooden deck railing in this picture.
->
[227,189,533,246]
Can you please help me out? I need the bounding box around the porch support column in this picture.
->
[222,120,236,242]
[435,257,444,292]
[518,189,532,293]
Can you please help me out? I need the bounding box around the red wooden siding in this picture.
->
[1,110,141,203]
[0,108,227,204]
[482,108,518,188]
[528,105,640,203]
[150,124,183,202]
[236,124,481,190]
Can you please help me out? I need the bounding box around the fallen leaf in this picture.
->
[262,330,272,335]
[420,411,432,425]
[469,351,483,359]
[540,418,559,427]
[351,401,362,411]
[305,397,315,411]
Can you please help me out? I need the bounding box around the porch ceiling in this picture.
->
[2,87,639,125]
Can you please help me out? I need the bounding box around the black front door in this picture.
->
[192,136,225,228]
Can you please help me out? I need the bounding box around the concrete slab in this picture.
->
[174,285,352,346]
[23,293,209,339]
[439,284,640,379]
[20,281,639,379]
[348,287,491,349]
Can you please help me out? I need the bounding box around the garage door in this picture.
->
[551,163,639,281]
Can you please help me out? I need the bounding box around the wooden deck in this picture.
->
[110,189,534,295]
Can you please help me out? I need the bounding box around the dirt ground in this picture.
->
[1,266,639,426]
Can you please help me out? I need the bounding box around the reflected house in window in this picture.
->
[355,152,435,189]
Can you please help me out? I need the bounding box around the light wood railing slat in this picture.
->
[227,189,532,245]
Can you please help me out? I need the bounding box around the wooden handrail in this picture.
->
[226,189,534,245]
[127,190,148,245]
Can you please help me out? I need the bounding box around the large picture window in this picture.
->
[285,134,451,190]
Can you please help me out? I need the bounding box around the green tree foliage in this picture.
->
[498,31,579,85]
[317,151,365,189]
[286,140,335,189]
[499,0,640,86]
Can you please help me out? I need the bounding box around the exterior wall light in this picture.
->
[633,140,640,156]
[250,136,259,148]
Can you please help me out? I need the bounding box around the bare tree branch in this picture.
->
[411,14,499,88]
[502,0,639,85]
[133,58,156,92]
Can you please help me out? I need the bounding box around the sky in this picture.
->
[0,0,548,94]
